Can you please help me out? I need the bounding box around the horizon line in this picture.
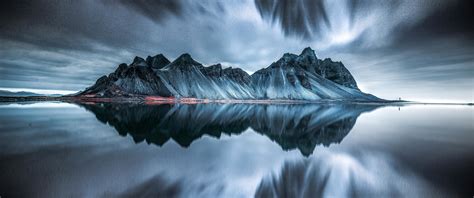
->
[0,87,78,95]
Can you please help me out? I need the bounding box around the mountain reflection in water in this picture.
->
[1,102,472,197]
[80,103,380,156]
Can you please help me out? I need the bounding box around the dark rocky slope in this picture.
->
[80,47,380,101]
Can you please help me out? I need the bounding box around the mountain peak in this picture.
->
[282,53,297,59]
[166,53,203,70]
[296,47,318,68]
[177,53,192,60]
[175,53,200,64]
[302,46,313,51]
[299,47,317,58]
[131,56,147,67]
[208,63,222,69]
[146,54,170,69]
[268,53,298,69]
[154,54,166,59]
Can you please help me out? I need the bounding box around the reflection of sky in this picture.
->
[0,103,473,197]
[256,150,442,197]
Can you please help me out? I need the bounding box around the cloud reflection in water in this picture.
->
[81,103,441,197]
[256,150,442,198]
[1,102,467,197]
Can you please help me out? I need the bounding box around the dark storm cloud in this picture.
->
[255,0,329,39]
[0,0,152,51]
[109,0,226,24]
[0,0,183,90]
[0,0,241,92]
[254,0,397,41]
[0,0,472,101]
[113,0,184,22]
[251,0,474,102]
[396,0,474,43]
[254,0,474,47]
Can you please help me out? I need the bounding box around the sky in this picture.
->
[0,0,473,102]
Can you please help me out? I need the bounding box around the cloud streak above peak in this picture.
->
[254,0,458,49]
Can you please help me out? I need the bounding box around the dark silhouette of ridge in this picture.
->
[80,47,381,101]
[80,103,381,156]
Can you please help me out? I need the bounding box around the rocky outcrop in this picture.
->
[80,47,380,101]
[317,58,358,89]
[250,47,372,100]
[146,54,170,70]
[156,54,254,99]
[80,59,172,97]
[299,47,358,89]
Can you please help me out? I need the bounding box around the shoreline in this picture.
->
[0,96,471,106]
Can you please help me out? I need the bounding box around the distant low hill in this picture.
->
[0,90,62,97]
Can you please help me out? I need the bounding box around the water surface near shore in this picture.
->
[0,102,472,197]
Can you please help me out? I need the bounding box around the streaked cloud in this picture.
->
[0,0,472,102]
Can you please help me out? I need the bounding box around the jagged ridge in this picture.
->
[80,47,380,101]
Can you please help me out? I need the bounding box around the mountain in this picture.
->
[80,103,381,156]
[80,47,380,101]
[251,47,373,100]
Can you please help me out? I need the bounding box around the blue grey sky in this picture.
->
[0,0,473,102]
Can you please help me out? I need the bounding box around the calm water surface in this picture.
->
[0,102,472,197]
